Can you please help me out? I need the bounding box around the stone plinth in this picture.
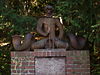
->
[11,49,90,75]
[35,57,65,75]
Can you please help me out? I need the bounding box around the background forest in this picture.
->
[0,0,100,75]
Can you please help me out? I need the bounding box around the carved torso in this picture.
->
[38,17,56,39]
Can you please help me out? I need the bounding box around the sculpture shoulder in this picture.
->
[53,18,60,23]
[37,17,44,22]
[53,17,60,21]
[38,17,44,20]
[38,17,60,22]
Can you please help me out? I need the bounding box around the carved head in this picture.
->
[44,5,54,15]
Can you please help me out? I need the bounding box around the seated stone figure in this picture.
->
[12,5,86,51]
[31,5,69,49]
[12,5,69,50]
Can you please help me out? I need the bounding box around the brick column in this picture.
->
[11,50,90,75]
[66,51,90,75]
[11,52,35,75]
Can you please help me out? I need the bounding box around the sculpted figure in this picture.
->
[12,33,33,51]
[31,5,69,49]
[67,33,86,49]
[12,5,69,50]
[12,5,86,51]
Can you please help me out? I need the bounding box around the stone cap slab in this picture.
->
[34,49,66,52]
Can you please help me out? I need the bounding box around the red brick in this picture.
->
[11,52,15,57]
[34,52,37,56]
[74,68,90,72]
[29,70,35,73]
[15,52,26,57]
[29,57,34,61]
[54,52,59,56]
[45,52,48,56]
[11,61,16,65]
[40,52,44,56]
[82,72,90,75]
[66,57,75,60]
[43,52,47,56]
[61,52,66,56]
[29,62,35,65]
[66,69,73,72]
[75,51,81,56]
[73,61,82,64]
[11,65,15,69]
[16,66,25,69]
[21,74,26,75]
[66,73,74,75]
[84,60,90,64]
[21,70,28,73]
[66,61,73,64]
[47,52,50,56]
[66,51,70,55]
[51,52,56,56]
[27,74,34,75]
[36,52,41,56]
[11,70,16,73]
[30,52,35,56]
[25,66,35,69]
[16,70,20,73]
[81,64,90,68]
[73,73,81,75]
[17,66,34,69]
[66,64,81,68]
[66,64,73,68]
[73,69,81,72]
[49,51,52,56]
[77,51,81,56]
[67,72,81,75]
[22,62,28,65]
[56,52,65,56]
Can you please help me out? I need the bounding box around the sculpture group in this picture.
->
[12,5,86,51]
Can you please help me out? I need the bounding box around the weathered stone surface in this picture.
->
[35,57,65,75]
[34,49,66,51]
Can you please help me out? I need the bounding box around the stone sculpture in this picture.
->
[12,5,86,51]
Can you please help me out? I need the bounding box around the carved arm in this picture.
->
[36,18,48,36]
[55,18,64,39]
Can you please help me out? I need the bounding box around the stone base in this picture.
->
[11,49,90,75]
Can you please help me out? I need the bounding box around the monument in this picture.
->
[11,5,90,75]
[12,5,86,51]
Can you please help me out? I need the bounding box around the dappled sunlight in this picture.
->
[31,0,38,6]
[0,42,9,47]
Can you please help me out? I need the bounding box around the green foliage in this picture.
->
[55,0,93,35]
[0,0,100,75]
[0,45,10,75]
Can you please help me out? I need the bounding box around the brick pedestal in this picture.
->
[11,49,90,75]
